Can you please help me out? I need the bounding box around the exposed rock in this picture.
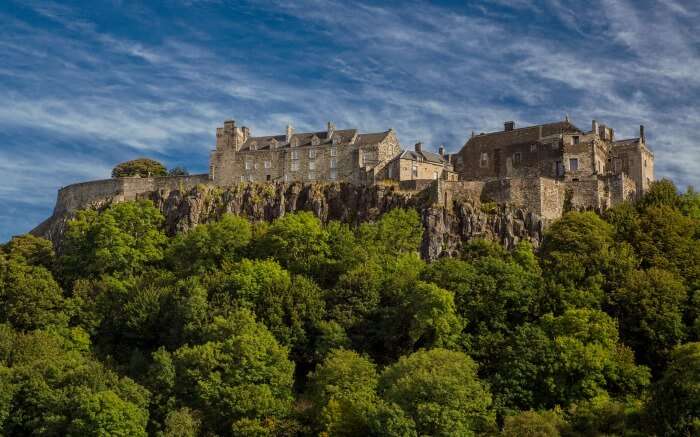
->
[33,182,546,260]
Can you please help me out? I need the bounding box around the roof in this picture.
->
[613,138,641,147]
[461,120,582,152]
[398,149,449,164]
[238,128,391,151]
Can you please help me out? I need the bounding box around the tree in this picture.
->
[112,158,167,178]
[501,410,566,437]
[4,234,55,269]
[170,309,295,435]
[0,259,68,330]
[609,268,687,368]
[0,326,150,436]
[167,166,189,177]
[489,309,649,414]
[637,179,680,211]
[306,349,379,435]
[379,348,495,436]
[647,342,700,436]
[540,212,637,310]
[253,211,330,275]
[358,208,423,257]
[166,214,252,275]
[60,201,167,281]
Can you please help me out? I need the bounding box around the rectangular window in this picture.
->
[530,144,537,152]
[308,172,315,180]
[291,161,299,171]
[309,149,316,159]
[572,136,580,145]
[245,160,252,170]
[309,161,316,170]
[330,168,337,180]
[433,171,438,180]
[569,158,579,171]
[330,158,337,169]
[330,147,337,157]
[513,152,522,165]
[254,163,259,170]
[479,152,488,168]
[412,164,418,178]
[264,160,271,169]
[247,174,254,182]
[291,150,299,160]
[555,161,564,177]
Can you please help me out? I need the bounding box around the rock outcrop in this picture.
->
[33,182,546,260]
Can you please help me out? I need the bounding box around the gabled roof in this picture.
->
[398,149,449,164]
[239,128,360,151]
[461,120,582,151]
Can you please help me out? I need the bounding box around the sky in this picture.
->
[1,0,699,241]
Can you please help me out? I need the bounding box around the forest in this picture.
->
[0,179,699,436]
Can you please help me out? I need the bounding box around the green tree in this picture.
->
[637,179,680,211]
[647,342,700,436]
[166,214,252,275]
[4,234,55,269]
[379,348,495,436]
[0,326,149,436]
[167,166,189,177]
[171,309,294,435]
[112,158,167,178]
[0,258,68,330]
[609,268,687,368]
[253,211,330,275]
[358,208,423,257]
[60,201,167,281]
[502,410,566,437]
[306,349,379,435]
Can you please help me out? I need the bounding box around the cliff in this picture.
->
[33,181,546,260]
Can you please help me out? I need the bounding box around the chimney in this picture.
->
[504,121,515,132]
[640,125,645,143]
[241,126,250,142]
[414,142,423,153]
[438,144,445,156]
[592,120,599,136]
[286,124,294,143]
[600,124,608,140]
[327,121,335,140]
[224,119,236,131]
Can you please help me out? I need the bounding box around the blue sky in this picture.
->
[1,0,699,241]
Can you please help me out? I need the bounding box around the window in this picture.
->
[572,136,580,145]
[309,149,316,159]
[239,175,245,182]
[245,160,252,170]
[247,174,254,182]
[330,168,337,180]
[551,141,559,150]
[291,161,299,171]
[555,161,564,177]
[330,158,337,169]
[412,164,418,178]
[283,174,289,182]
[309,161,316,170]
[530,144,537,152]
[480,152,488,168]
[569,158,578,171]
[513,152,522,165]
[308,171,315,180]
[264,160,271,169]
[330,147,337,157]
[254,163,259,170]
[291,150,299,160]
[388,165,393,179]
[433,171,438,180]
[311,136,320,146]
[249,141,257,151]
[332,136,340,145]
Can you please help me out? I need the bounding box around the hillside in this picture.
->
[1,179,699,436]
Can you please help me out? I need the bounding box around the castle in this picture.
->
[37,116,654,236]
[207,117,653,218]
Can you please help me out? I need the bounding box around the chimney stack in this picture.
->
[504,121,515,132]
[592,120,599,137]
[327,121,335,140]
[414,142,423,153]
[241,126,250,142]
[640,125,645,143]
[286,124,294,143]
[438,144,445,156]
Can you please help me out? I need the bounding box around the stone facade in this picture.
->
[453,118,655,216]
[377,142,457,182]
[209,120,402,186]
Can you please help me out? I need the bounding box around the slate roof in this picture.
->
[238,128,391,152]
[398,149,449,164]
[462,120,582,151]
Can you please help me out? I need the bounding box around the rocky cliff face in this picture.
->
[33,182,546,260]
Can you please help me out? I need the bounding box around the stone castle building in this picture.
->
[209,120,456,185]
[38,116,655,240]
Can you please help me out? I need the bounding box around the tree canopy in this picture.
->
[111,158,168,178]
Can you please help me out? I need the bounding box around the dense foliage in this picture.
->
[111,158,168,178]
[0,179,698,436]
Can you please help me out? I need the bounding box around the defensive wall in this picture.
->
[53,174,211,215]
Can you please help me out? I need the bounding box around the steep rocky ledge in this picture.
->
[33,182,546,260]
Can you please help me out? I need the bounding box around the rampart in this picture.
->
[53,174,211,215]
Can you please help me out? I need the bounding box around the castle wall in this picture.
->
[54,174,210,215]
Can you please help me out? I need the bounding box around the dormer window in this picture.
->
[291,137,298,147]
[249,141,257,151]
[330,147,337,157]
[269,138,278,149]
[332,136,341,145]
[311,135,320,146]
[309,149,316,159]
